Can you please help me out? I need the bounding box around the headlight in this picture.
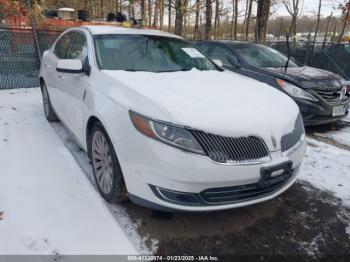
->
[340,79,350,95]
[129,111,205,155]
[276,79,318,101]
[281,113,305,156]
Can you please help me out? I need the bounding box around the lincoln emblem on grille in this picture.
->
[271,136,277,149]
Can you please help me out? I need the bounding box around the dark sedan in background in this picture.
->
[196,41,349,125]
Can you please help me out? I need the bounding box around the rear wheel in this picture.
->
[42,82,59,122]
[90,122,128,202]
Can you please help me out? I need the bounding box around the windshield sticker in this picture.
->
[181,48,205,58]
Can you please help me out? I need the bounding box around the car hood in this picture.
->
[103,69,299,150]
[258,66,344,91]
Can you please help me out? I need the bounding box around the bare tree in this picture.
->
[194,0,201,39]
[338,0,350,43]
[282,0,302,45]
[230,0,238,40]
[205,0,212,39]
[159,0,164,29]
[168,0,172,32]
[153,0,159,28]
[323,12,333,49]
[256,0,271,43]
[214,0,220,39]
[148,0,152,27]
[244,0,253,40]
[307,0,322,63]
[174,0,187,36]
[140,0,146,24]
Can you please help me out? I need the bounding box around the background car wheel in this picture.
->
[90,122,128,203]
[41,82,59,122]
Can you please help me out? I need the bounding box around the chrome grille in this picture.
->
[315,90,342,102]
[191,130,269,163]
[281,114,304,152]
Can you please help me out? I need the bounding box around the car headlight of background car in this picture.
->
[276,79,318,101]
[130,111,205,155]
[340,79,350,96]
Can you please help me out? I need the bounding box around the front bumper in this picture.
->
[296,97,349,126]
[115,126,307,212]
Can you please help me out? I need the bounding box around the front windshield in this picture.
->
[94,34,217,72]
[234,44,298,68]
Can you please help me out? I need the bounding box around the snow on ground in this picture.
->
[51,122,155,254]
[1,88,350,254]
[312,124,350,148]
[0,88,137,255]
[299,138,350,206]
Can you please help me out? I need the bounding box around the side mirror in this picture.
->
[56,59,83,74]
[212,59,223,67]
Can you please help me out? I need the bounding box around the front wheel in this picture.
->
[41,82,59,122]
[90,122,128,202]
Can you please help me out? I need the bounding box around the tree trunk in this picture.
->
[148,0,152,27]
[214,0,220,39]
[140,0,145,26]
[338,2,350,44]
[159,0,164,30]
[256,0,271,44]
[308,0,322,64]
[194,0,200,39]
[152,0,159,28]
[244,0,253,41]
[205,0,212,40]
[168,0,172,32]
[115,0,119,13]
[233,0,238,39]
[174,0,184,36]
[322,12,333,49]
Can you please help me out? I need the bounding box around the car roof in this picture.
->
[82,25,182,39]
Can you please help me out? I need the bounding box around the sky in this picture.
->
[273,0,344,17]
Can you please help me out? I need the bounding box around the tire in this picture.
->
[89,122,128,203]
[41,82,59,122]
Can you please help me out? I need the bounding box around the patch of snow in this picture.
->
[0,88,137,255]
[346,226,350,239]
[299,138,350,206]
[313,125,350,148]
[51,122,155,254]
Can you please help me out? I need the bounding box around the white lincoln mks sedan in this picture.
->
[40,26,306,212]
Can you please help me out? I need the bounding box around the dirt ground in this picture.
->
[120,182,350,260]
[54,120,350,261]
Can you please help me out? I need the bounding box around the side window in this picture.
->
[54,32,76,59]
[208,45,234,66]
[67,33,88,62]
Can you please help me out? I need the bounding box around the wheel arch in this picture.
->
[86,115,103,159]
[39,77,45,90]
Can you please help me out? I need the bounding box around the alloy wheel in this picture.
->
[91,131,114,195]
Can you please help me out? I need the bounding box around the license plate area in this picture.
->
[332,105,346,117]
[259,161,293,188]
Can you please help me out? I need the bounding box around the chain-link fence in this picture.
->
[1,24,350,90]
[267,42,350,80]
[0,26,62,89]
